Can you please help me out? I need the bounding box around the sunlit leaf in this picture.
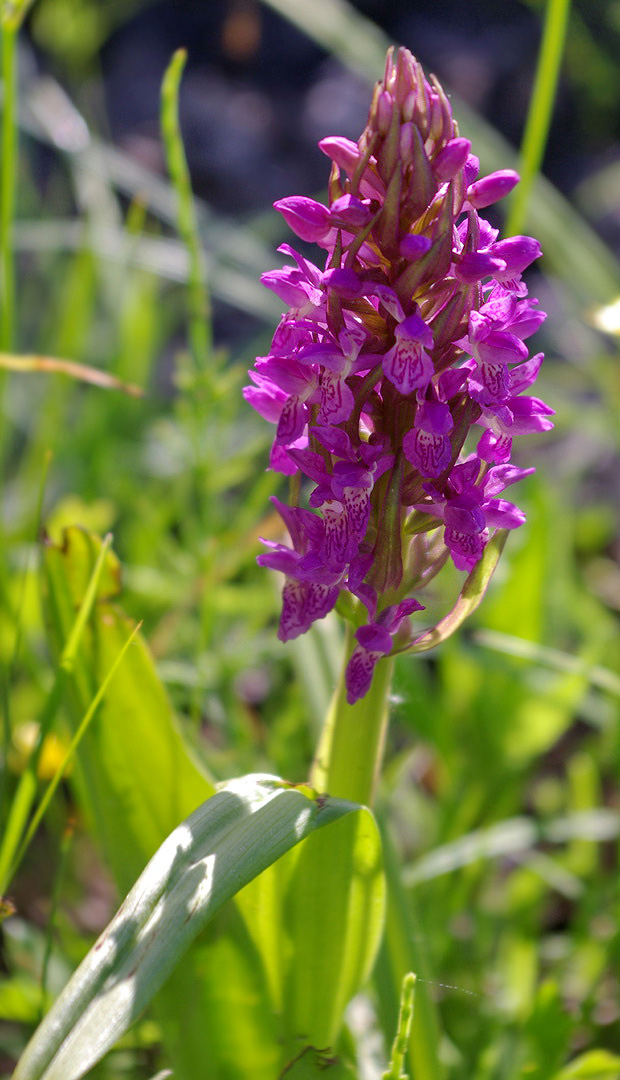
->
[13,775,358,1080]
[42,526,214,889]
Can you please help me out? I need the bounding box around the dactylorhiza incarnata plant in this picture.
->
[245,46,553,708]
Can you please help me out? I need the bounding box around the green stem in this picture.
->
[310,622,394,806]
[506,0,571,236]
[383,972,416,1080]
[0,20,17,352]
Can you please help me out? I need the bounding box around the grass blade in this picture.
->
[8,621,143,884]
[383,972,416,1080]
[0,534,113,894]
[0,20,17,351]
[506,0,572,236]
[0,351,143,395]
[160,48,212,373]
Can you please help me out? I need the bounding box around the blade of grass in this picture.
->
[2,0,37,31]
[403,809,620,886]
[0,19,17,352]
[7,620,143,884]
[506,0,572,236]
[474,629,620,699]
[374,827,443,1080]
[160,48,212,376]
[0,448,51,830]
[0,351,143,395]
[0,534,113,894]
[383,972,416,1080]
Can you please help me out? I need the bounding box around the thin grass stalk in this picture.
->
[383,972,416,1080]
[8,621,142,884]
[0,449,51,832]
[160,48,212,377]
[0,535,112,894]
[0,20,16,352]
[506,0,572,236]
[160,49,223,727]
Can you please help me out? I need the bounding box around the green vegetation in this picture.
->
[1,1,619,1077]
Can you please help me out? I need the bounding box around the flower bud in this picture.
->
[433,137,471,181]
[274,196,331,242]
[466,169,520,209]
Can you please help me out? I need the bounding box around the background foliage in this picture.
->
[1,1,619,1077]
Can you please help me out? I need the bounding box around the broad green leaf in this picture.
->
[551,1050,620,1080]
[42,526,215,889]
[156,916,281,1080]
[40,528,288,1080]
[13,775,358,1080]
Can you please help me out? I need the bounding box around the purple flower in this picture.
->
[382,314,435,396]
[413,458,535,571]
[245,46,551,701]
[403,397,454,478]
[345,600,424,704]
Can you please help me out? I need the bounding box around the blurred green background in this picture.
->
[1,1,619,1078]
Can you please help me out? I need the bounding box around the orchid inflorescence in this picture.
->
[245,46,553,704]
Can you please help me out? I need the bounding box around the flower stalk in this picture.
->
[310,622,394,805]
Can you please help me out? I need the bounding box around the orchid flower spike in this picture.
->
[245,47,552,703]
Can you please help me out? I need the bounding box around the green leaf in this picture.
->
[156,915,281,1080]
[40,527,290,1080]
[13,775,359,1080]
[42,526,215,889]
[551,1050,620,1080]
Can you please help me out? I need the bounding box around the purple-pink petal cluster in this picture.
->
[245,47,553,703]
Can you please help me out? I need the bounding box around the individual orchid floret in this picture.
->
[245,45,552,701]
[413,458,535,571]
[383,313,435,395]
[346,600,424,704]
